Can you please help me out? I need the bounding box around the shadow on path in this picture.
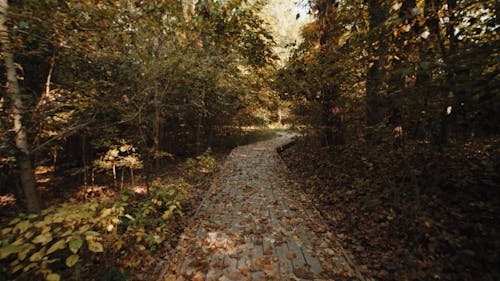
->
[162,133,369,281]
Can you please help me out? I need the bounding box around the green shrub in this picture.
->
[0,180,186,281]
[182,149,216,179]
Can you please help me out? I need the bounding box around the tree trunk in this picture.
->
[82,136,87,187]
[366,0,389,142]
[51,144,57,169]
[432,0,458,148]
[153,85,161,172]
[112,163,117,188]
[195,115,203,154]
[130,166,134,186]
[0,0,42,212]
[120,167,124,190]
[415,0,441,142]
[321,101,335,146]
[387,0,416,134]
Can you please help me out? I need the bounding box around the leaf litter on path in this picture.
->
[162,133,369,281]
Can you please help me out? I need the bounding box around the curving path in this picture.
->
[162,133,368,281]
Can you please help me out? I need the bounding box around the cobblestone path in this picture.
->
[163,133,368,281]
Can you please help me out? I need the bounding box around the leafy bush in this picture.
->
[93,142,143,188]
[0,180,186,281]
[94,142,143,172]
[182,149,216,179]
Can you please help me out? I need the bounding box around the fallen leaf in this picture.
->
[294,266,314,279]
[227,271,243,280]
[287,251,297,260]
[192,272,204,281]
[239,264,250,275]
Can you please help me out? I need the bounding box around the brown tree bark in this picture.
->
[437,0,459,147]
[153,84,161,171]
[0,0,42,212]
[365,0,389,141]
[428,0,458,147]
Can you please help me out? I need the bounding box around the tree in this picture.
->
[0,0,277,209]
[0,0,41,212]
[277,1,499,279]
[365,0,389,141]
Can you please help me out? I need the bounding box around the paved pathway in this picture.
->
[163,133,368,281]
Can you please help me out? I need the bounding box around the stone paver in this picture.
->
[163,133,368,281]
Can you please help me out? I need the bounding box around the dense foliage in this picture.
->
[0,0,277,211]
[277,0,499,280]
[1,179,186,281]
[1,0,498,280]
[0,148,219,280]
[278,0,498,144]
[0,1,279,278]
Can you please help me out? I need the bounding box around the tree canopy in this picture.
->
[0,0,498,280]
[277,0,499,280]
[1,0,280,211]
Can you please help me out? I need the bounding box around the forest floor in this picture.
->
[161,133,369,281]
[280,137,500,281]
[0,128,288,281]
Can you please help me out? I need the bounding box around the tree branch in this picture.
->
[30,118,95,153]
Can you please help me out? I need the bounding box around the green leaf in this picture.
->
[11,238,24,246]
[400,67,413,78]
[1,227,12,235]
[23,262,37,272]
[19,22,28,29]
[65,254,79,267]
[83,230,100,237]
[88,240,104,253]
[34,221,47,228]
[161,205,177,219]
[60,230,72,237]
[69,238,83,254]
[11,263,23,273]
[77,224,91,234]
[46,273,60,281]
[10,258,19,266]
[0,244,24,259]
[46,239,66,255]
[24,230,35,239]
[32,232,53,245]
[15,220,31,233]
[9,218,21,225]
[100,208,112,218]
[124,214,135,221]
[419,61,431,70]
[18,244,35,261]
[27,214,38,219]
[29,247,46,262]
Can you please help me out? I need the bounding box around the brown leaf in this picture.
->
[214,241,225,248]
[294,266,314,279]
[263,263,274,271]
[227,271,243,280]
[264,246,273,255]
[192,272,204,281]
[239,264,250,275]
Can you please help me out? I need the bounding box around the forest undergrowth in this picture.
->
[0,129,279,281]
[281,135,499,281]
